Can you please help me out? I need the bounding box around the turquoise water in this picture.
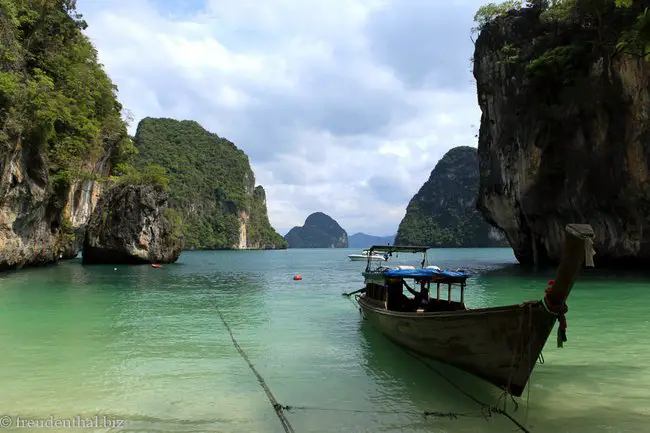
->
[0,248,648,432]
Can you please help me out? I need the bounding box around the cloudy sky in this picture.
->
[77,0,484,236]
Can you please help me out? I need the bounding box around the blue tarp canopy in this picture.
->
[383,268,470,280]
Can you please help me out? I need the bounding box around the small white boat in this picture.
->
[348,250,387,261]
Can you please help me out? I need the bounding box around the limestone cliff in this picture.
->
[83,184,183,264]
[395,146,507,247]
[59,158,112,259]
[473,1,650,266]
[132,118,286,250]
[0,1,132,271]
[284,212,348,248]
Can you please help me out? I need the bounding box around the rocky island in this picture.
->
[284,212,348,248]
[132,118,287,250]
[395,146,507,247]
[473,0,650,267]
[0,1,288,271]
[83,183,183,264]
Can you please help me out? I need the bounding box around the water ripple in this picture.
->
[0,248,648,432]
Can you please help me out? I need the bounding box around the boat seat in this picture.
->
[397,265,416,270]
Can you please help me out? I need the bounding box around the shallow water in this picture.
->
[0,248,648,432]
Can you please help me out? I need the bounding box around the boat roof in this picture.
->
[384,268,470,282]
[367,245,429,254]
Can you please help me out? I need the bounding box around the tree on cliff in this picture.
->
[472,0,526,32]
[472,0,650,131]
[473,0,646,42]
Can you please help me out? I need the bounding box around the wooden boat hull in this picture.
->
[357,295,556,397]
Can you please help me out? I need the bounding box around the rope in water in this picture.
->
[398,345,532,433]
[349,291,532,432]
[212,298,496,424]
[212,300,296,433]
[281,405,489,419]
[379,319,532,433]
[214,295,532,433]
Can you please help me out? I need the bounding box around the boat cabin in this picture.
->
[361,245,470,314]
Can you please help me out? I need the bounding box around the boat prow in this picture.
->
[354,225,596,397]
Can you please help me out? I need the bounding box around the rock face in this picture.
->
[0,146,109,270]
[395,146,507,247]
[133,118,287,250]
[83,184,183,264]
[0,1,131,271]
[284,212,348,248]
[473,2,650,267]
[349,233,395,249]
[59,159,111,259]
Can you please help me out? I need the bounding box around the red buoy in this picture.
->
[293,274,302,281]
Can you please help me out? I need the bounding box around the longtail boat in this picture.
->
[354,224,595,397]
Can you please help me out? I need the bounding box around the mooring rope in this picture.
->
[345,293,532,433]
[212,298,492,428]
[211,300,296,433]
[281,405,489,419]
[213,294,532,433]
[393,336,532,433]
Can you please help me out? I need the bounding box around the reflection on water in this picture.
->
[361,324,494,405]
[0,248,648,432]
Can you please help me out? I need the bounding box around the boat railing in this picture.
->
[431,278,467,305]
[363,266,470,313]
[364,245,430,272]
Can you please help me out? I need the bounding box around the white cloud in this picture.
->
[77,0,484,236]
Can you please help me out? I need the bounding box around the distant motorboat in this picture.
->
[348,250,387,262]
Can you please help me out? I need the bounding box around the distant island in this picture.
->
[395,146,507,247]
[348,233,395,249]
[284,212,348,248]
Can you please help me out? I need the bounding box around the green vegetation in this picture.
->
[162,207,185,247]
[472,0,650,125]
[394,147,507,248]
[54,216,76,255]
[132,118,286,249]
[618,6,650,59]
[284,212,348,248]
[111,163,170,190]
[472,0,637,32]
[473,1,648,53]
[538,0,577,23]
[0,0,145,254]
[0,0,135,190]
[472,0,524,33]
[248,186,288,249]
[497,43,520,64]
[0,0,182,257]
